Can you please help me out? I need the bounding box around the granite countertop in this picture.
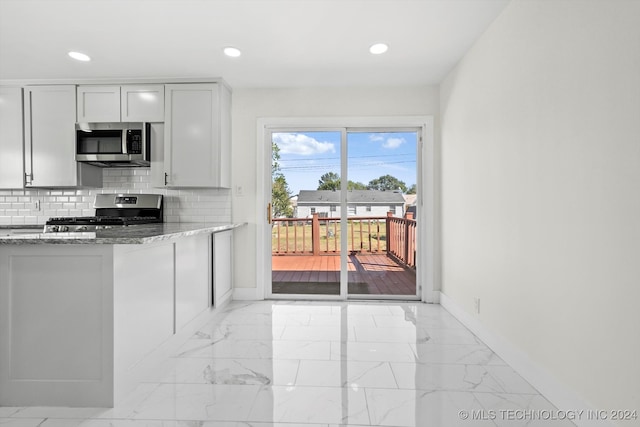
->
[0,223,245,245]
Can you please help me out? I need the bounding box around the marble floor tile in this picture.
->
[175,339,274,359]
[0,409,22,418]
[484,365,539,394]
[0,419,46,427]
[271,340,332,360]
[474,392,577,426]
[145,357,300,386]
[279,325,352,342]
[249,386,370,425]
[191,323,286,341]
[296,360,397,388]
[1,301,568,427]
[40,421,329,427]
[410,343,507,365]
[330,341,416,363]
[365,388,494,427]
[308,314,376,328]
[352,326,427,344]
[130,384,261,421]
[390,362,505,393]
[417,327,483,345]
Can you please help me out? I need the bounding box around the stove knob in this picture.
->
[60,225,69,232]
[76,225,88,232]
[48,225,59,232]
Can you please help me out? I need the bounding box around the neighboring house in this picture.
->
[403,194,417,218]
[295,190,405,218]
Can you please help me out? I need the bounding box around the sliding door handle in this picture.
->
[267,202,272,224]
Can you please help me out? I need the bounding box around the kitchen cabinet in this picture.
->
[121,85,164,122]
[213,230,233,307]
[175,233,211,330]
[77,86,121,122]
[161,83,231,188]
[0,228,231,407]
[24,85,102,188]
[0,87,24,188]
[77,85,164,123]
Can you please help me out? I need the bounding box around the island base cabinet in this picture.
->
[0,245,115,407]
[0,234,218,407]
[213,230,233,307]
[112,242,175,403]
[175,234,211,331]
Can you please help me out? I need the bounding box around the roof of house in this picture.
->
[297,190,405,205]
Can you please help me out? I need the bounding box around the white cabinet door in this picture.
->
[24,85,102,188]
[121,85,164,122]
[213,230,233,307]
[163,83,230,188]
[175,234,211,330]
[0,87,24,188]
[77,86,121,122]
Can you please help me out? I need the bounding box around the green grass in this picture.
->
[272,221,388,253]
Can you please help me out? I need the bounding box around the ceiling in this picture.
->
[0,0,510,88]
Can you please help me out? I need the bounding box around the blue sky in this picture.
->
[273,131,417,195]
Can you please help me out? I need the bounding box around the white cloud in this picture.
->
[274,133,336,155]
[383,137,405,149]
[369,134,385,142]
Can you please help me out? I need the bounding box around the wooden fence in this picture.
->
[272,212,416,268]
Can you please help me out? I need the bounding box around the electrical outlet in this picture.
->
[235,185,244,197]
[474,297,480,314]
[34,200,41,211]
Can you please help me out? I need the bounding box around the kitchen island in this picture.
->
[0,223,243,407]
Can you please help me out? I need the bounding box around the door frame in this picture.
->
[256,116,437,302]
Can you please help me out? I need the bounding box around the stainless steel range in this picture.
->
[44,194,163,233]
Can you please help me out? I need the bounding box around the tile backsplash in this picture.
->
[0,168,231,225]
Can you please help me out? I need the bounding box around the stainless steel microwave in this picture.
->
[76,122,150,167]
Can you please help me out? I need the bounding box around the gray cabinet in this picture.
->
[24,85,102,188]
[0,87,24,188]
[161,83,231,188]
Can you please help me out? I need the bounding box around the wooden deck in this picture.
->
[272,253,416,296]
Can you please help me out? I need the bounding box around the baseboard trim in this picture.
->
[233,287,259,300]
[438,292,612,427]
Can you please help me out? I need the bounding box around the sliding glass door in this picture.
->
[269,128,419,299]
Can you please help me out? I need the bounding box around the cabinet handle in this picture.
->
[164,172,168,186]
[267,202,272,224]
[25,172,33,186]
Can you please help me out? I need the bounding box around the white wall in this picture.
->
[231,86,439,290]
[440,0,640,418]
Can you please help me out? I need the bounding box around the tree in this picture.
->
[318,172,340,190]
[318,172,367,191]
[272,143,293,218]
[347,180,367,190]
[272,175,293,218]
[367,174,408,193]
[406,184,417,195]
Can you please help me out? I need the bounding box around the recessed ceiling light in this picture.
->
[369,43,389,55]
[68,51,91,62]
[223,47,242,58]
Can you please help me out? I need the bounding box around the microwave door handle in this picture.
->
[122,129,128,154]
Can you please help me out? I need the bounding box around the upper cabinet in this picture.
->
[121,85,164,122]
[0,87,24,189]
[77,86,121,122]
[77,85,164,123]
[24,85,102,188]
[161,83,231,188]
